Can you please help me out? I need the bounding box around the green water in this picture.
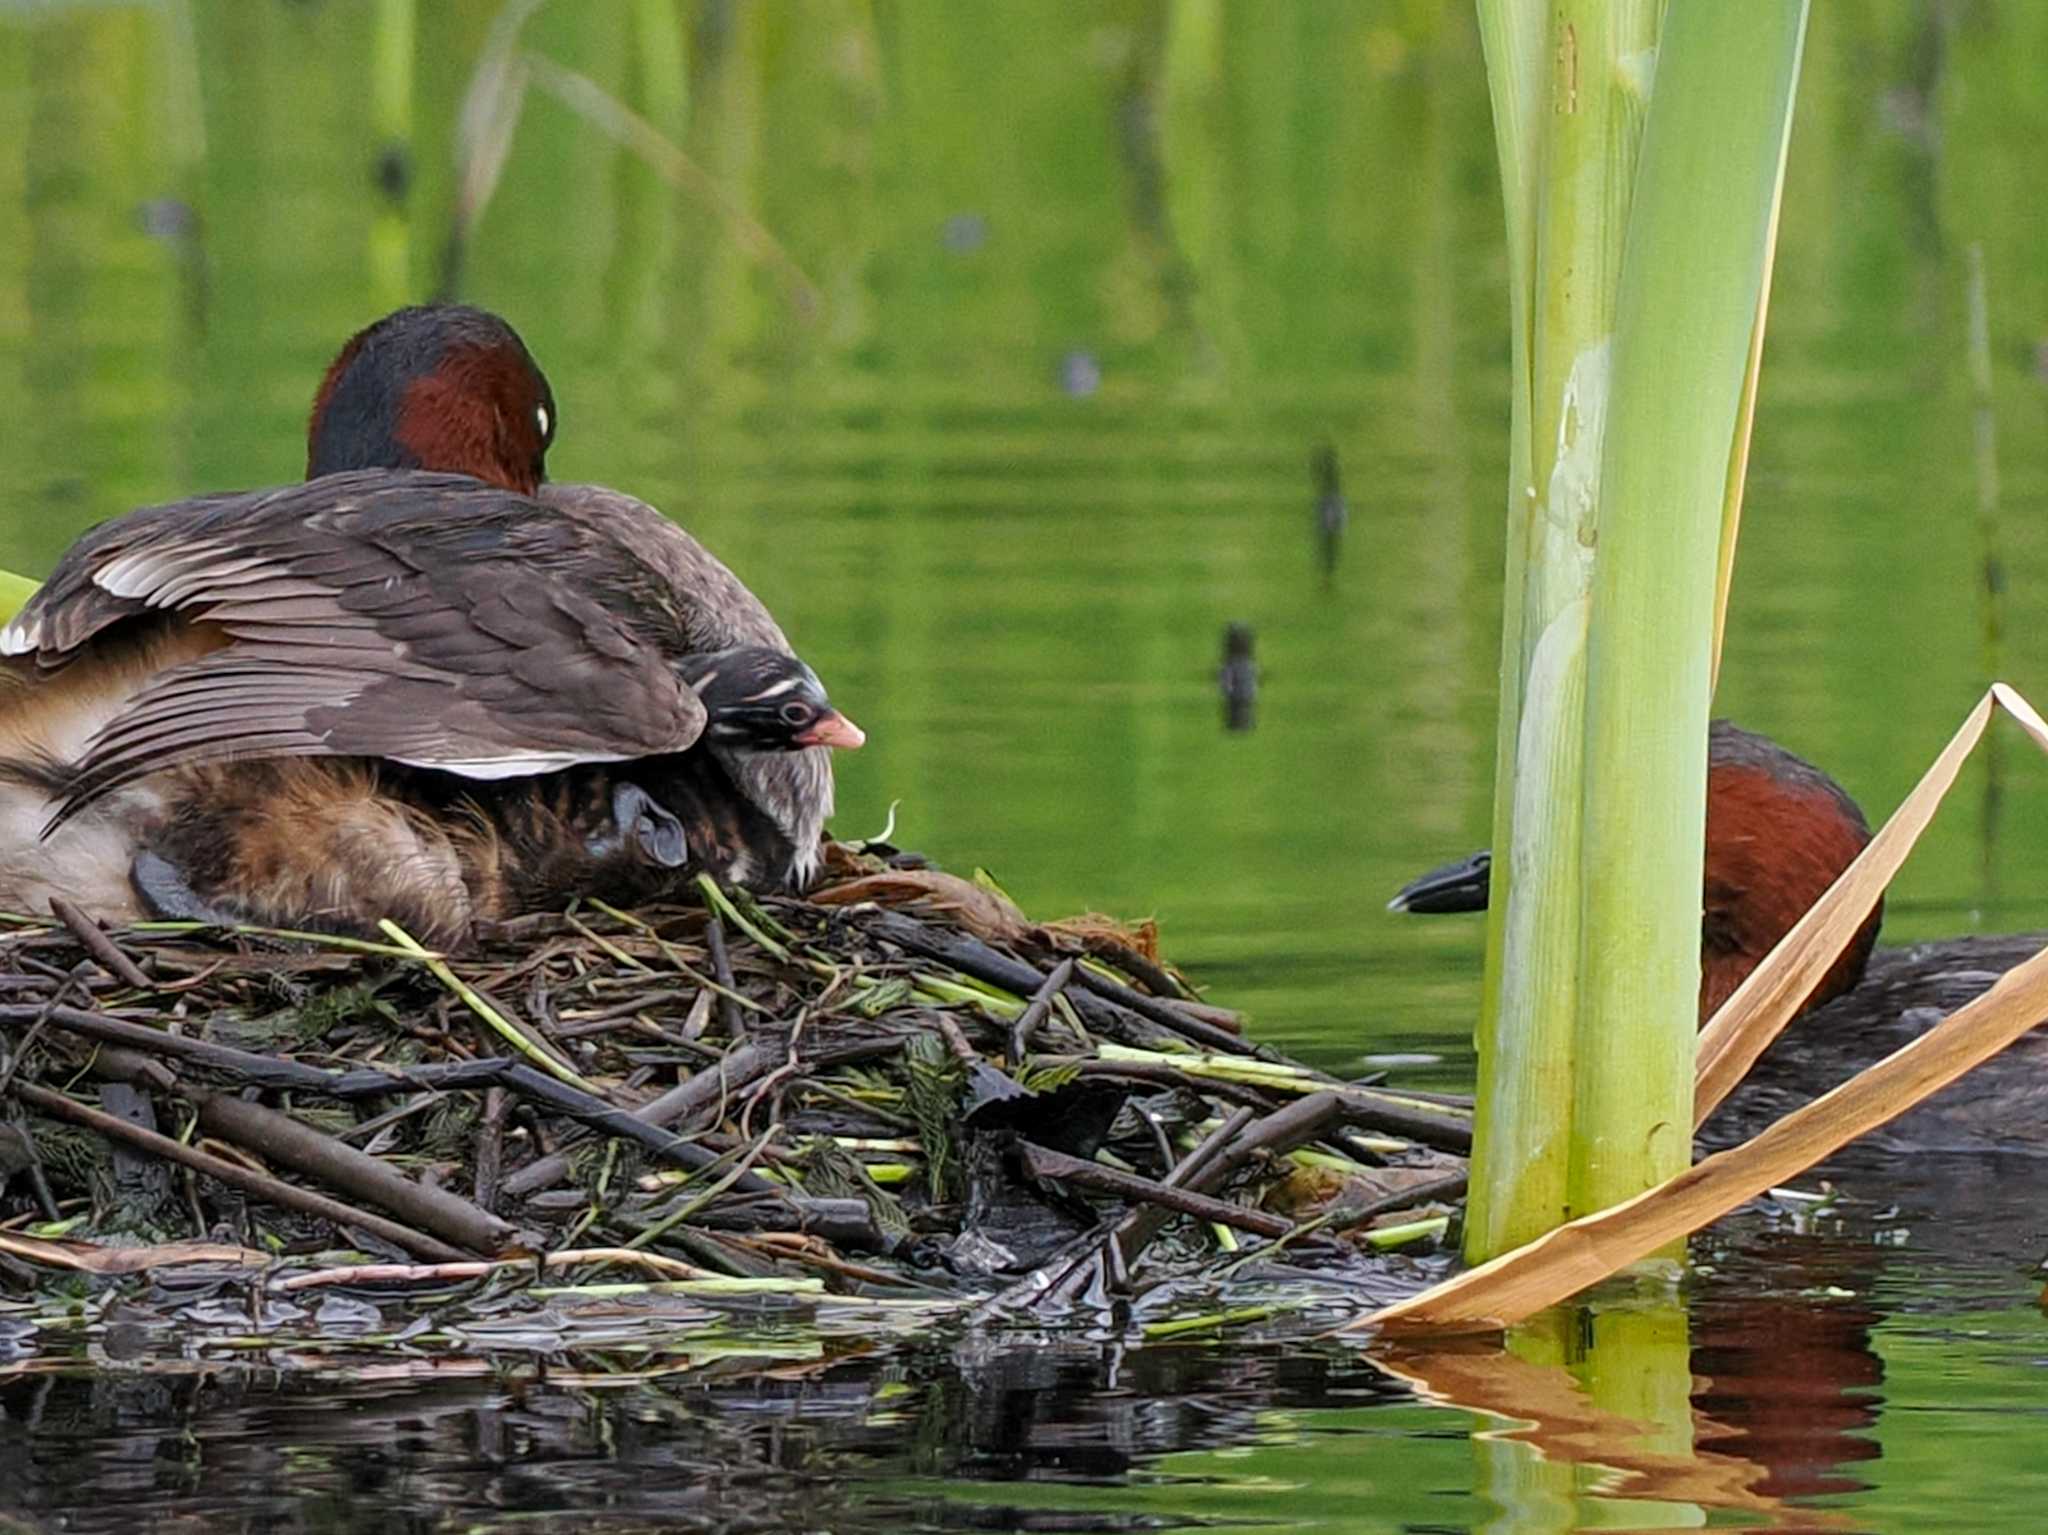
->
[3,2,2048,1530]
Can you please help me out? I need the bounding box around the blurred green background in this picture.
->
[2,0,2046,1073]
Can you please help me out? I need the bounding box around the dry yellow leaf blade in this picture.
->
[0,1232,270,1274]
[1694,683,2048,1124]
[1360,938,2048,1331]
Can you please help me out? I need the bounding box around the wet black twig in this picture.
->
[1330,1173,1470,1233]
[1009,957,1075,1062]
[1015,1140,1294,1238]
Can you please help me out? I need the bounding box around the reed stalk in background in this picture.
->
[370,0,416,311]
[1467,1,1809,1260]
[1967,242,2005,900]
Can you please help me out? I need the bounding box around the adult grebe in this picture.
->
[1394,722,2048,1154]
[0,306,861,943]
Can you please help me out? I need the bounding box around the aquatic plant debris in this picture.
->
[0,843,1462,1359]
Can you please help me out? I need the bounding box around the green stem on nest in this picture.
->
[376,918,596,1091]
[130,920,435,959]
[694,875,789,961]
[625,1126,781,1250]
[1362,1215,1450,1252]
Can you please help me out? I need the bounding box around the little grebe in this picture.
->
[1394,721,2048,1154]
[0,306,860,941]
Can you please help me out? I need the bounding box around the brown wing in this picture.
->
[2,470,711,821]
[2,490,249,662]
[537,484,793,651]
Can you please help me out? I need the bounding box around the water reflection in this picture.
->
[3,1180,2043,1535]
[0,1339,1434,1533]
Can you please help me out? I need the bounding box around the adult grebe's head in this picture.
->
[1390,721,1882,1023]
[307,304,557,495]
[1699,720,1880,1019]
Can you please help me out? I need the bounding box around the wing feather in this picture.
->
[6,471,710,822]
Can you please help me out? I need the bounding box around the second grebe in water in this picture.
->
[1393,721,2048,1155]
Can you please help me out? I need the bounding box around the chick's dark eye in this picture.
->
[778,701,812,726]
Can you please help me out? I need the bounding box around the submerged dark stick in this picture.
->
[14,1080,467,1262]
[970,1216,1127,1319]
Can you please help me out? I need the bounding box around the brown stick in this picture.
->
[1082,940,1191,1003]
[195,1092,512,1255]
[1108,1092,1343,1275]
[704,911,744,1039]
[2,1004,346,1091]
[13,1081,468,1262]
[1161,1104,1259,1193]
[1212,1091,1346,1166]
[1331,1173,1470,1233]
[1330,1088,1474,1155]
[4,1006,777,1191]
[499,1040,782,1199]
[48,899,154,991]
[1008,957,1075,1062]
[1033,1058,1278,1111]
[276,1246,714,1292]
[473,1087,510,1211]
[860,910,1182,1049]
[1070,964,1270,1059]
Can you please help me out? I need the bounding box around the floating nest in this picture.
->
[0,842,1471,1358]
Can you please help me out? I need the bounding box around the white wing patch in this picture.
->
[95,543,219,601]
[392,749,630,780]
